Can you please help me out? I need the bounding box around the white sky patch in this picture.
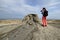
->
[47,6,57,10]
[46,2,60,7]
[41,0,60,7]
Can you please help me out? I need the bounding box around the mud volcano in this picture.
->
[22,14,40,25]
[0,14,60,40]
[0,14,40,40]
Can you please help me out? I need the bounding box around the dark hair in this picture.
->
[43,8,47,11]
[43,8,45,9]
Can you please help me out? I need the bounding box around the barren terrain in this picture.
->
[0,19,60,40]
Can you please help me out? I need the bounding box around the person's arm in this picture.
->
[41,10,44,15]
[41,10,42,12]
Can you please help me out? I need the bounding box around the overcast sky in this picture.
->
[0,0,60,19]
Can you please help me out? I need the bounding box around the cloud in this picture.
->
[44,2,60,7]
[0,0,40,14]
[0,0,41,19]
[38,0,60,9]
[0,0,60,19]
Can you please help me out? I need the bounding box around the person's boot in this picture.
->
[45,25,47,27]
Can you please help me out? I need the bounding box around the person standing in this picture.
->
[41,8,48,27]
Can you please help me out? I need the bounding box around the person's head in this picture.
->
[42,7,46,11]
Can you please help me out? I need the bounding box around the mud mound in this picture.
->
[22,14,40,25]
[0,14,39,40]
[0,14,60,40]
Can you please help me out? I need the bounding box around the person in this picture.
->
[41,8,48,27]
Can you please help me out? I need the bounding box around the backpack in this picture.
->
[43,11,48,17]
